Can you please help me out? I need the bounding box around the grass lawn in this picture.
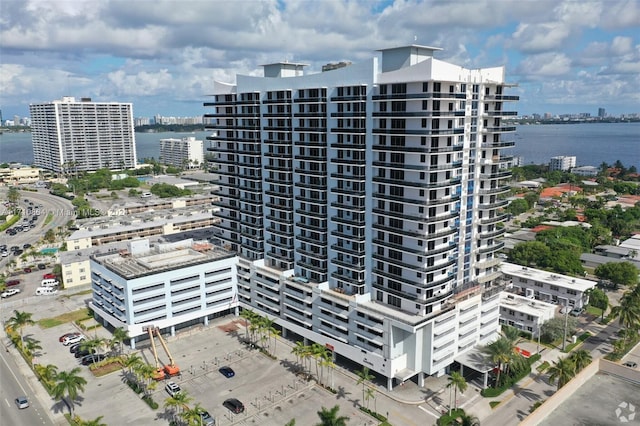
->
[38,308,91,328]
[536,361,550,372]
[585,305,603,317]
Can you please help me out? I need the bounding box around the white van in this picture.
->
[35,287,58,296]
[41,279,60,288]
[141,192,152,198]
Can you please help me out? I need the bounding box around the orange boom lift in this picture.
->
[146,326,181,380]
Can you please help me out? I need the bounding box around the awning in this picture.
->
[393,368,417,381]
[454,348,494,373]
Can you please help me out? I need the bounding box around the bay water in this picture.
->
[1,123,638,168]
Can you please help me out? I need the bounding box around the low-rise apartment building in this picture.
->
[499,293,556,337]
[501,262,595,309]
[67,206,219,250]
[0,166,40,185]
[89,238,238,347]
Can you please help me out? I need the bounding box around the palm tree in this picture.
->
[458,412,481,426]
[123,353,143,375]
[164,391,193,424]
[111,327,129,355]
[81,416,107,426]
[569,349,592,372]
[610,293,640,331]
[181,403,204,426]
[52,367,88,415]
[482,337,512,388]
[447,371,468,414]
[239,309,257,344]
[548,357,575,390]
[364,387,375,410]
[316,405,349,426]
[501,325,522,346]
[356,367,375,407]
[80,337,105,366]
[7,310,35,346]
[291,341,308,374]
[23,337,43,357]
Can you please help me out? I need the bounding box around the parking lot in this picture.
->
[7,292,377,426]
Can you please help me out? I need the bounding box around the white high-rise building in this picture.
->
[549,156,576,172]
[160,136,204,169]
[29,97,137,172]
[204,45,518,389]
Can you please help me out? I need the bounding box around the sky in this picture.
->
[1,0,639,119]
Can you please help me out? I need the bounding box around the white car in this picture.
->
[62,334,85,346]
[1,251,8,257]
[165,381,182,397]
[1,288,20,298]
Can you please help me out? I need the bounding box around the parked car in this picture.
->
[1,251,8,257]
[62,334,85,346]
[219,366,235,378]
[15,396,29,409]
[198,410,215,426]
[23,267,32,273]
[623,361,638,368]
[1,288,21,298]
[75,348,96,359]
[43,273,56,279]
[165,381,182,397]
[569,307,584,317]
[59,332,81,342]
[23,243,31,249]
[222,398,245,414]
[81,354,107,365]
[69,343,83,353]
[6,280,20,287]
[35,287,58,296]
[37,263,46,270]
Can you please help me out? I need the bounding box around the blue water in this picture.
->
[1,124,638,168]
[40,248,58,254]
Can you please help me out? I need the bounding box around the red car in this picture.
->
[6,280,21,287]
[23,268,32,273]
[43,273,56,279]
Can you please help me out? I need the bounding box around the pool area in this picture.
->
[40,248,58,254]
[137,176,152,182]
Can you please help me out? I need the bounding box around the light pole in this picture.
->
[562,303,569,351]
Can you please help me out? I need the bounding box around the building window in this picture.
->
[388,294,401,307]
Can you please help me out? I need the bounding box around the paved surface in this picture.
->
[3,280,637,426]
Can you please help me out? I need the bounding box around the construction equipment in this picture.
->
[146,326,181,380]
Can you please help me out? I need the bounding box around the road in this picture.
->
[1,187,73,270]
[0,343,55,426]
[481,319,624,425]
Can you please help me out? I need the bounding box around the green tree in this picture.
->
[588,288,609,320]
[506,198,530,216]
[569,349,592,372]
[110,327,129,355]
[548,357,575,390]
[595,262,639,287]
[315,405,349,426]
[508,241,551,267]
[540,316,578,343]
[23,337,43,357]
[482,337,513,388]
[7,186,20,204]
[457,412,481,426]
[52,367,88,414]
[81,416,107,426]
[356,367,375,407]
[164,391,193,423]
[610,292,640,331]
[7,310,35,346]
[447,371,468,414]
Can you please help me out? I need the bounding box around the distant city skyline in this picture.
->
[1,0,638,119]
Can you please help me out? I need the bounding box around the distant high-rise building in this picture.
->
[204,45,518,389]
[29,97,137,172]
[598,108,606,118]
[549,156,576,171]
[160,136,204,169]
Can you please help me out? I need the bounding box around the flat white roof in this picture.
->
[500,293,556,317]
[501,262,596,292]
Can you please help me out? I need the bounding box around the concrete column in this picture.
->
[170,325,175,336]
[460,364,464,376]
[303,337,308,346]
[234,306,239,316]
[387,377,393,392]
[204,316,209,326]
[282,328,288,339]
[483,372,488,388]
[130,336,136,350]
[418,372,425,388]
